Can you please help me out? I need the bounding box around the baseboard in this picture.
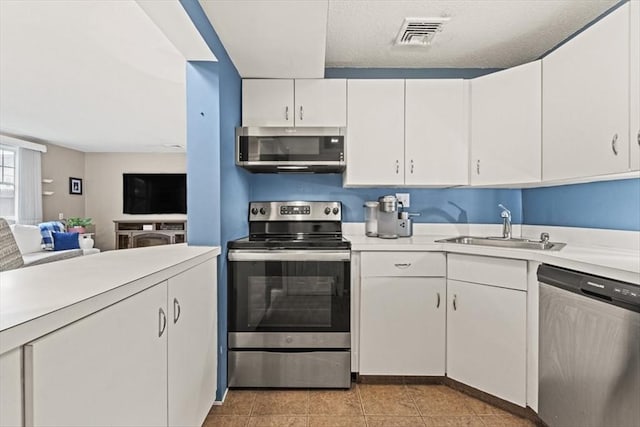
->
[212,387,229,406]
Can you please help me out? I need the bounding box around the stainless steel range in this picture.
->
[227,201,351,388]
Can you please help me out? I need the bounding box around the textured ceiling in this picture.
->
[326,0,620,68]
[205,0,620,76]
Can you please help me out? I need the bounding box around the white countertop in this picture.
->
[0,244,220,353]
[347,233,640,285]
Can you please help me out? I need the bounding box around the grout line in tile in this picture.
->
[403,382,424,418]
[248,390,258,417]
[355,384,370,427]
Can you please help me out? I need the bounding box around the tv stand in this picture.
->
[114,220,187,250]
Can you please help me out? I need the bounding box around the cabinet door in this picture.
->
[242,79,294,127]
[543,4,630,180]
[405,79,469,186]
[447,279,526,406]
[631,1,640,171]
[360,277,446,375]
[0,348,22,427]
[345,80,405,186]
[294,79,346,127]
[471,61,542,186]
[168,259,218,427]
[24,282,168,427]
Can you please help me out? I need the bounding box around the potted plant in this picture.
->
[66,217,92,234]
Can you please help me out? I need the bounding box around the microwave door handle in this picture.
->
[277,166,309,170]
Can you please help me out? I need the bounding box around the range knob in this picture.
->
[251,207,258,215]
[324,207,331,215]
[259,208,267,215]
[333,207,339,215]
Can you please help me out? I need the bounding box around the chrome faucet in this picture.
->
[498,204,512,239]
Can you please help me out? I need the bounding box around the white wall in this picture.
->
[84,153,186,251]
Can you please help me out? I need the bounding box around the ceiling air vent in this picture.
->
[395,17,450,46]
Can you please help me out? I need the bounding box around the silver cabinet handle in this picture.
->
[476,159,480,175]
[158,308,167,337]
[285,106,289,121]
[410,159,414,174]
[394,263,411,269]
[299,105,304,121]
[396,160,400,174]
[173,298,181,324]
[637,130,639,146]
[453,294,457,311]
[611,133,618,155]
[436,292,441,308]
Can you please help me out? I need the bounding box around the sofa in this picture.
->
[0,218,100,272]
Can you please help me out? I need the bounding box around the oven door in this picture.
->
[228,249,350,337]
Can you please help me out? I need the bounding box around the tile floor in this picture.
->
[203,384,536,426]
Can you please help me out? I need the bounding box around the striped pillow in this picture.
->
[39,221,65,250]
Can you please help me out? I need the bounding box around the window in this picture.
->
[0,146,17,221]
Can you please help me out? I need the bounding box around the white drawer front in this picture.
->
[447,253,527,291]
[361,252,445,277]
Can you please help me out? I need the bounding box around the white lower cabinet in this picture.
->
[359,252,446,375]
[23,259,217,427]
[0,348,23,427]
[360,277,446,375]
[446,279,527,406]
[168,260,218,427]
[25,282,169,427]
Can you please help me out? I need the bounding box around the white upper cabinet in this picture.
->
[630,1,640,171]
[294,79,347,127]
[345,79,405,186]
[242,79,346,127]
[470,61,542,186]
[405,80,469,186]
[543,4,630,180]
[242,79,294,127]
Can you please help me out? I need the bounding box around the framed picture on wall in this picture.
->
[69,177,83,195]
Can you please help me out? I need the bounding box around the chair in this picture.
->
[0,217,24,272]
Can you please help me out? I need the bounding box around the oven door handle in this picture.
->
[228,250,351,262]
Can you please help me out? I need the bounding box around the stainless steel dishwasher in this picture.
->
[538,264,640,427]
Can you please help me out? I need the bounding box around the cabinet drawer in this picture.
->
[361,252,445,277]
[447,254,527,291]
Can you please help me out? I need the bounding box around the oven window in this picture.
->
[229,260,350,333]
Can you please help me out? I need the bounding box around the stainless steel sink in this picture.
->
[436,236,566,251]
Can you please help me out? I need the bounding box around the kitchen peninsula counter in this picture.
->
[0,244,220,354]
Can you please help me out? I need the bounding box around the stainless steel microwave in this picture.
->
[235,127,346,173]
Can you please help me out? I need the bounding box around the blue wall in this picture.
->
[522,178,640,231]
[186,62,221,246]
[250,174,522,224]
[181,0,249,400]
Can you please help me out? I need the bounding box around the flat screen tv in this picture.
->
[123,173,186,214]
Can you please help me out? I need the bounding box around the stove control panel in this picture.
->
[249,201,342,221]
[281,205,311,215]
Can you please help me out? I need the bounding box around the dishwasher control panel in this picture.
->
[538,264,640,312]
